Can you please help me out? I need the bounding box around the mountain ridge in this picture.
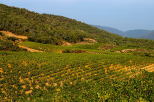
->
[94,25,154,40]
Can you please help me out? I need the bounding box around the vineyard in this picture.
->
[0,31,154,101]
[0,51,154,101]
[0,4,154,101]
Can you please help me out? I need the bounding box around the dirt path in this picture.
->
[19,45,43,52]
[0,31,28,40]
[0,31,43,52]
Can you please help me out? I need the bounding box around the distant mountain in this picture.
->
[125,30,152,38]
[143,31,154,40]
[94,25,154,40]
[93,25,124,36]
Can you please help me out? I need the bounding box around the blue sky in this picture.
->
[1,0,154,31]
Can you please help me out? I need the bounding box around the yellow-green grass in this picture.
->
[20,41,104,53]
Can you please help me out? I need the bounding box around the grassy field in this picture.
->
[20,41,103,53]
[0,49,154,101]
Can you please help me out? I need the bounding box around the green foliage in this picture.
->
[62,49,86,53]
[7,36,19,42]
[0,4,122,45]
[0,32,4,36]
[0,39,22,51]
[20,41,102,53]
[116,38,154,49]
[0,51,154,101]
[0,31,24,51]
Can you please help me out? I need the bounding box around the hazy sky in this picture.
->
[1,0,154,31]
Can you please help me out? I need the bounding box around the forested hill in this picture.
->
[0,4,123,45]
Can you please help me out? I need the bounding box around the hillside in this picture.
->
[0,4,123,45]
